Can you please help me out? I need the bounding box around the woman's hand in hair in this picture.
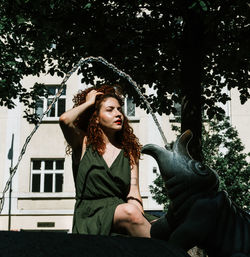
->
[59,89,102,152]
[86,90,103,106]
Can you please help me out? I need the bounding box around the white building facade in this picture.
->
[0,71,249,232]
[0,71,176,232]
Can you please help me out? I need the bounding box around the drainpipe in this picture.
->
[7,134,14,231]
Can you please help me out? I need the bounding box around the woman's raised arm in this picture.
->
[59,90,103,151]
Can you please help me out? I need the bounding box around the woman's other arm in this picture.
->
[127,162,144,213]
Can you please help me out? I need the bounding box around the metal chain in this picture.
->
[0,56,168,214]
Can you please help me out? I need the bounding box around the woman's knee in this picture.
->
[116,203,144,225]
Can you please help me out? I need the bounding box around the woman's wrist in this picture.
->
[126,196,143,207]
[84,99,95,107]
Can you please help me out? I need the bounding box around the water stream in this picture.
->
[0,56,168,213]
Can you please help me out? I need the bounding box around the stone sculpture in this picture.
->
[142,130,250,257]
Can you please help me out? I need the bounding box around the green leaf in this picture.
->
[6,61,16,66]
[199,1,208,11]
[84,3,91,9]
[188,2,197,9]
[16,15,26,24]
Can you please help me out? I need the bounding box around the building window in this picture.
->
[174,102,181,118]
[35,85,66,120]
[124,96,135,117]
[31,159,64,193]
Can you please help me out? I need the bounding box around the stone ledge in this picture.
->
[0,231,190,257]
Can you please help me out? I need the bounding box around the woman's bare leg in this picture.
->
[113,203,151,238]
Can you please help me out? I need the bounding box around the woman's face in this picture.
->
[97,97,124,132]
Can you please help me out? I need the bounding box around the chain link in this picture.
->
[0,56,168,214]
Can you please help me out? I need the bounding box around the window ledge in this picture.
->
[28,118,60,124]
[17,192,75,199]
[41,117,60,123]
[40,120,59,124]
[128,116,140,122]
[169,117,181,123]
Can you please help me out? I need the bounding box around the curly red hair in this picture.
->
[68,85,141,164]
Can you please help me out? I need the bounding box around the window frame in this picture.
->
[123,96,140,121]
[170,102,181,122]
[30,159,64,193]
[35,85,66,121]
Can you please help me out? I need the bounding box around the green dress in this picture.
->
[72,146,131,235]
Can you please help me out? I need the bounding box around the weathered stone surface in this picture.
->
[0,231,190,257]
[142,130,250,257]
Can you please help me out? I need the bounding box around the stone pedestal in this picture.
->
[0,231,190,257]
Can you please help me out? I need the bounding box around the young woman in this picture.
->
[59,85,151,237]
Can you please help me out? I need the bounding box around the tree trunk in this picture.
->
[180,11,204,162]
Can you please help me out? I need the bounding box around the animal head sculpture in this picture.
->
[142,130,250,257]
[142,130,219,219]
